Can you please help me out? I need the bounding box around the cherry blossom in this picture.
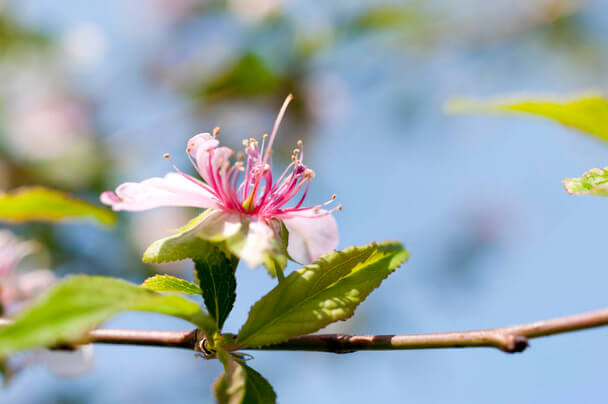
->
[101,95,339,271]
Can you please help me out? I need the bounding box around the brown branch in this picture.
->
[3,307,608,354]
[87,329,197,350]
[256,308,608,353]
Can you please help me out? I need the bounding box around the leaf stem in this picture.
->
[275,266,285,283]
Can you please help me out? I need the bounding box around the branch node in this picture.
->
[194,329,216,359]
[499,334,529,353]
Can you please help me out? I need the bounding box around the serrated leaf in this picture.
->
[563,167,608,196]
[237,241,409,348]
[214,350,277,404]
[0,276,216,356]
[0,187,115,226]
[141,275,202,295]
[194,248,238,330]
[446,92,608,143]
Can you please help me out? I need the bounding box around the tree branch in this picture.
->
[253,307,608,353]
[87,329,197,350]
[3,307,608,354]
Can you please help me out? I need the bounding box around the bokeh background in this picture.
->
[1,0,608,402]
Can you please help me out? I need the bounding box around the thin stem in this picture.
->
[254,307,608,353]
[87,329,197,350]
[275,266,285,283]
[2,307,608,354]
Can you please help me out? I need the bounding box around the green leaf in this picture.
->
[446,92,608,143]
[194,248,238,330]
[237,241,409,348]
[0,187,115,226]
[0,276,216,356]
[350,6,421,32]
[563,167,608,196]
[214,350,277,404]
[141,275,202,295]
[142,211,242,264]
[143,212,218,263]
[143,212,287,279]
[198,53,282,100]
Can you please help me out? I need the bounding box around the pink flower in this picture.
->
[101,95,340,270]
[0,231,35,278]
[0,231,93,379]
[0,231,55,314]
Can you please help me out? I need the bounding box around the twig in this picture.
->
[88,329,197,350]
[256,307,608,353]
[2,307,608,354]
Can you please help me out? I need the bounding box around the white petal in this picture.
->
[194,210,243,241]
[38,345,94,377]
[283,210,338,264]
[101,172,219,212]
[236,220,275,268]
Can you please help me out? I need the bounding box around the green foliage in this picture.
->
[237,241,409,348]
[144,212,289,278]
[194,248,238,330]
[198,53,283,100]
[215,350,277,404]
[142,212,217,263]
[350,6,421,32]
[141,275,202,295]
[0,13,49,55]
[446,92,608,143]
[0,187,115,226]
[0,276,216,356]
[563,167,608,196]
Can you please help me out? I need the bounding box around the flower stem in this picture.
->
[275,266,285,283]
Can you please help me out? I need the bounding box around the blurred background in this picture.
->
[1,0,608,402]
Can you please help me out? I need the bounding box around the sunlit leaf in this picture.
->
[0,187,115,226]
[0,276,216,356]
[143,212,285,278]
[214,349,277,404]
[237,241,409,348]
[142,215,217,263]
[141,275,202,295]
[143,211,240,264]
[194,248,238,330]
[446,92,608,142]
[563,167,608,196]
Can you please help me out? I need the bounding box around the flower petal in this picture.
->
[187,133,219,159]
[194,210,243,242]
[101,172,219,211]
[37,344,94,377]
[187,133,217,179]
[187,133,234,185]
[283,210,338,264]
[0,230,36,276]
[231,219,275,268]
